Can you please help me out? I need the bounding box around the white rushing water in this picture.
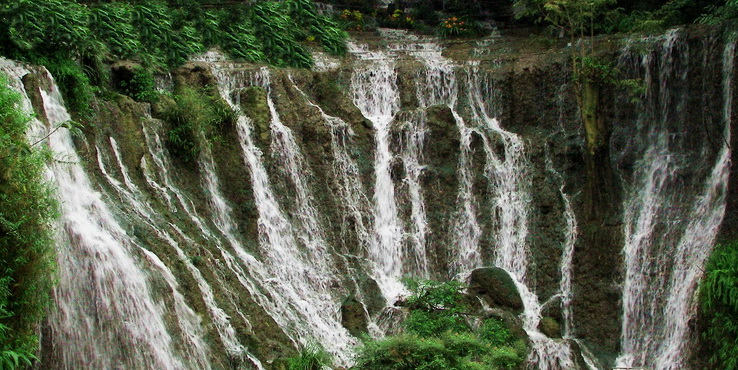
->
[398,110,430,277]
[0,61,186,369]
[96,138,211,368]
[210,64,355,363]
[545,150,578,339]
[617,32,734,368]
[349,42,407,302]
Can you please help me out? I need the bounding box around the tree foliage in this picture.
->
[0,0,348,70]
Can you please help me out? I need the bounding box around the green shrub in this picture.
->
[701,241,738,369]
[487,345,524,369]
[442,332,486,358]
[353,335,454,369]
[0,72,58,367]
[403,279,471,337]
[354,279,526,369]
[161,87,234,163]
[478,318,513,347]
[119,67,159,104]
[286,344,332,370]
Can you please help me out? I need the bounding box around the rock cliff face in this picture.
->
[6,24,734,369]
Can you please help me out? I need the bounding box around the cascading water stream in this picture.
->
[0,61,186,369]
[407,40,483,275]
[96,135,265,367]
[545,151,577,339]
[617,32,734,369]
[289,80,374,260]
[289,77,384,336]
[397,111,430,277]
[138,117,275,362]
[94,138,212,368]
[402,38,577,367]
[466,68,530,278]
[210,64,355,362]
[465,67,574,368]
[349,42,407,302]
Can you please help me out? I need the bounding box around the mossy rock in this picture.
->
[468,267,524,313]
[238,86,271,146]
[341,296,369,337]
[538,316,562,339]
[359,276,387,317]
[21,71,51,126]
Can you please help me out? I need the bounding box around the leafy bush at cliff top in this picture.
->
[0,0,346,70]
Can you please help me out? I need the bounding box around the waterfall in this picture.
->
[466,67,531,279]
[1,26,731,369]
[465,67,574,368]
[290,80,374,261]
[210,65,355,363]
[139,117,268,366]
[545,150,577,339]
[616,32,733,368]
[100,134,267,366]
[0,61,187,369]
[397,110,430,277]
[408,40,484,275]
[349,42,407,302]
[95,137,211,368]
[403,38,577,367]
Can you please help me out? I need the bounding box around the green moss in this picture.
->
[239,86,272,144]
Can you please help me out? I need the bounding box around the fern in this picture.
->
[702,241,738,369]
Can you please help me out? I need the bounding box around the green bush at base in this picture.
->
[353,280,525,370]
[701,240,738,369]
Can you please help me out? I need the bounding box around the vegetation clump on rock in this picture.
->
[353,279,526,369]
